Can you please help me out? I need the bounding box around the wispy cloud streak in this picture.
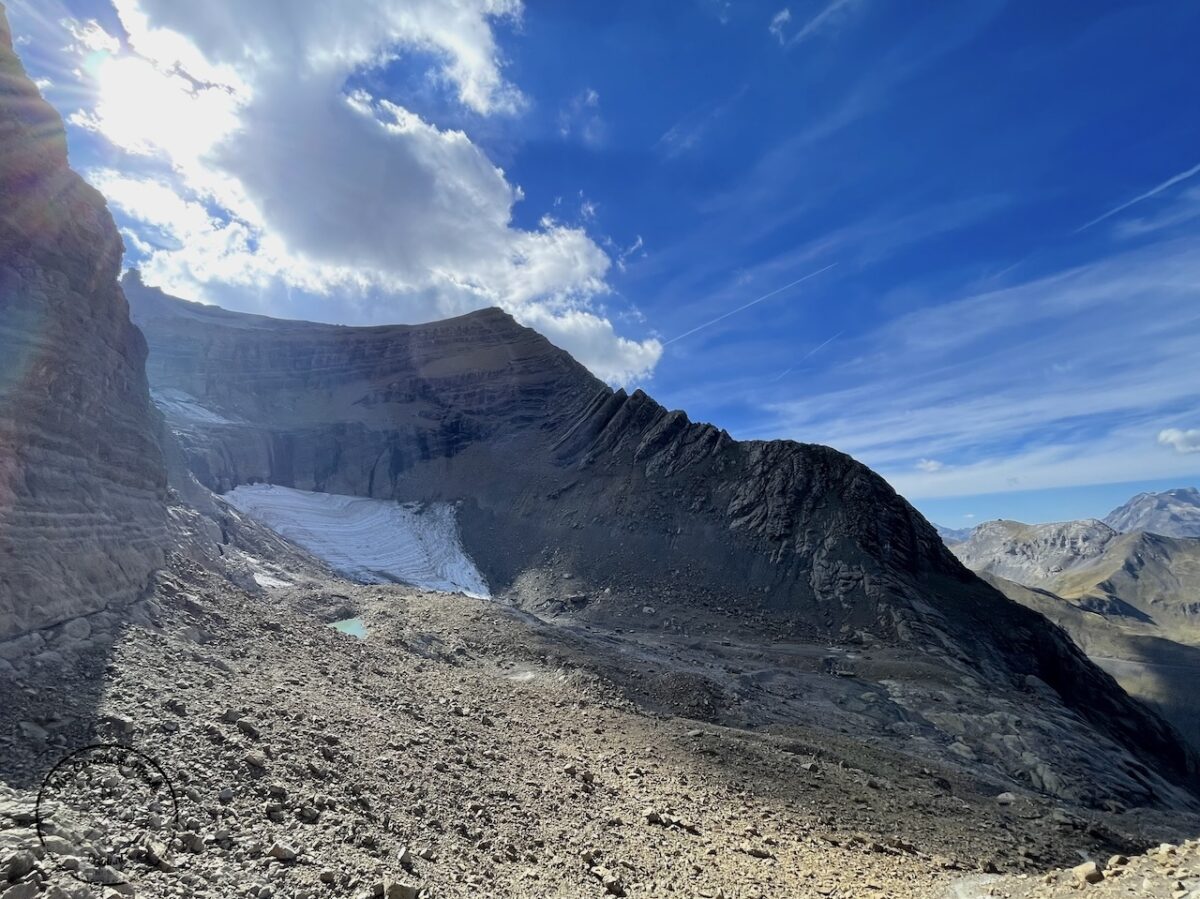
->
[770,330,844,380]
[1077,159,1200,232]
[755,239,1200,498]
[663,263,837,346]
[770,0,864,47]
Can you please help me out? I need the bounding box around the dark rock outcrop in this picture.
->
[0,8,167,640]
[128,279,1200,801]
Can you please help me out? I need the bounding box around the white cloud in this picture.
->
[615,235,645,272]
[916,458,944,472]
[64,18,121,55]
[1159,428,1200,455]
[656,85,747,160]
[57,1,660,384]
[558,87,605,146]
[770,0,863,47]
[768,8,792,44]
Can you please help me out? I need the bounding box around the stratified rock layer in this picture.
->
[0,7,166,639]
[128,279,1200,799]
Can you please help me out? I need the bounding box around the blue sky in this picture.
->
[9,0,1200,525]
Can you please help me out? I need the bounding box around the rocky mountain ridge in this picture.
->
[1104,486,1200,538]
[935,524,975,544]
[0,7,167,640]
[127,278,1200,803]
[951,519,1121,592]
[952,519,1200,631]
[952,513,1200,753]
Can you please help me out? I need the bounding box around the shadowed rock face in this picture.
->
[0,8,167,640]
[128,278,1200,800]
[126,276,959,615]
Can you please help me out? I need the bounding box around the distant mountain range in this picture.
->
[936,486,1200,546]
[934,524,975,544]
[1103,486,1200,538]
[945,490,1200,750]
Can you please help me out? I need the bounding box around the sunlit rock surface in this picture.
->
[0,9,166,639]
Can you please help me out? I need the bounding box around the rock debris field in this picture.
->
[2,555,1199,899]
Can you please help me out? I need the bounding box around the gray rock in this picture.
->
[3,849,35,882]
[0,27,168,641]
[1072,860,1103,884]
[267,842,298,862]
[1,882,39,899]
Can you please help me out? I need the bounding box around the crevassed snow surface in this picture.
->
[223,485,490,597]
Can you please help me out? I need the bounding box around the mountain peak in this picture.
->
[1103,486,1200,538]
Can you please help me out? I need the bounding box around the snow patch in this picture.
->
[222,484,490,597]
[152,388,236,425]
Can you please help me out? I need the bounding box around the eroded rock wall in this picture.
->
[0,8,167,639]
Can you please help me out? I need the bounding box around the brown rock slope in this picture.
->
[127,279,1200,805]
[0,7,166,640]
[953,520,1200,633]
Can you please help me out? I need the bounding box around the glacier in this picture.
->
[222,484,490,597]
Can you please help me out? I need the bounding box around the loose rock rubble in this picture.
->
[2,554,1197,898]
[958,838,1200,898]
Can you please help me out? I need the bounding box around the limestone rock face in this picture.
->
[952,519,1121,591]
[0,8,167,639]
[953,519,1200,631]
[128,281,1200,796]
[1104,487,1200,538]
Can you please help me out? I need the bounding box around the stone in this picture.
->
[3,850,35,882]
[1072,861,1103,884]
[589,866,625,897]
[62,617,92,642]
[180,831,205,853]
[268,842,298,862]
[1,882,39,899]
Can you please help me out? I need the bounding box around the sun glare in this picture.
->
[86,54,240,162]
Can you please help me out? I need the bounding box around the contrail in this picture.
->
[662,263,838,346]
[1076,159,1200,232]
[770,330,844,381]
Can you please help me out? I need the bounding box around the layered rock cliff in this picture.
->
[127,274,960,621]
[128,279,1200,798]
[0,8,167,640]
